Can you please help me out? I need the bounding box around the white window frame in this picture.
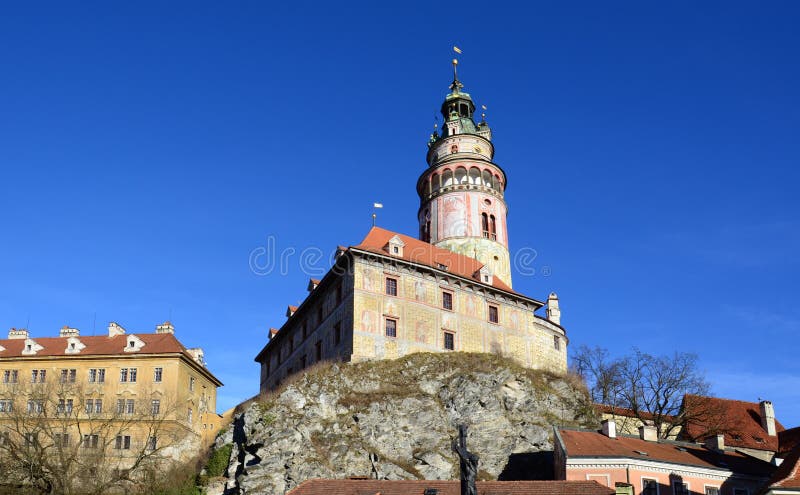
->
[586,474,611,487]
[641,477,660,495]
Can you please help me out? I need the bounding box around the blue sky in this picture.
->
[1,2,798,425]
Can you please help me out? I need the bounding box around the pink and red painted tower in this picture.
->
[417,61,513,287]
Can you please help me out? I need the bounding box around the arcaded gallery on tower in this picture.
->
[255,64,567,394]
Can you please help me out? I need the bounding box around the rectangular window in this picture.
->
[188,408,193,424]
[120,368,128,382]
[31,370,38,383]
[0,399,13,412]
[154,367,163,382]
[95,399,102,413]
[61,369,68,383]
[115,435,131,450]
[98,369,105,383]
[151,400,160,415]
[27,400,44,414]
[129,368,137,383]
[705,487,720,495]
[69,369,76,382]
[11,370,17,383]
[385,318,397,338]
[82,434,99,449]
[2,370,8,383]
[85,399,94,414]
[117,399,125,414]
[385,277,398,296]
[444,331,455,351]
[554,336,561,351]
[58,398,74,414]
[442,291,453,310]
[673,482,689,495]
[488,305,499,323]
[54,433,69,447]
[126,399,135,414]
[190,376,195,392]
[147,436,157,451]
[642,479,658,495]
[334,322,342,346]
[88,369,96,383]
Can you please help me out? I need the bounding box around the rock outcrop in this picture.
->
[212,352,595,495]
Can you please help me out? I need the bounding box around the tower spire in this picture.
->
[450,58,464,93]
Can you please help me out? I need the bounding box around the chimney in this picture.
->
[187,347,205,366]
[615,483,635,495]
[602,419,617,439]
[156,321,175,334]
[8,327,29,340]
[108,322,126,337]
[704,434,725,452]
[760,400,777,436]
[546,292,561,325]
[59,326,79,338]
[639,423,658,442]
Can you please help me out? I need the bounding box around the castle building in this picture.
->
[0,322,223,469]
[255,61,567,393]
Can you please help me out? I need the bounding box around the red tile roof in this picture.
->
[682,395,785,452]
[353,227,533,302]
[558,429,774,477]
[780,428,800,457]
[286,479,614,495]
[0,332,185,358]
[766,445,800,490]
[0,332,223,385]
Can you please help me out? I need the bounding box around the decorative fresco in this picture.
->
[441,194,467,238]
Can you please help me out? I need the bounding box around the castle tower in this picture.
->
[417,60,513,287]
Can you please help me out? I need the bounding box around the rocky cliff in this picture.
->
[210,352,595,495]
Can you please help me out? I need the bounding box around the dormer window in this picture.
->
[129,341,135,348]
[26,344,31,351]
[386,235,405,257]
[70,343,75,350]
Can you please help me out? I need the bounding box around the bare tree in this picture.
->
[571,346,715,439]
[0,380,192,495]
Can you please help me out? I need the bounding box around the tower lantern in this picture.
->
[417,61,512,287]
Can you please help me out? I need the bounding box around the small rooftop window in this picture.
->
[129,341,135,348]
[634,450,649,456]
[753,437,765,443]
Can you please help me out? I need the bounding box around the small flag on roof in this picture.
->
[453,46,462,54]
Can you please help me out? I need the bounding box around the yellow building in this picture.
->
[0,321,223,473]
[255,61,568,393]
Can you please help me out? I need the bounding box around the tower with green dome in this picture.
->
[417,59,513,287]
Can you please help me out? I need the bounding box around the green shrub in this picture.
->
[205,443,233,478]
